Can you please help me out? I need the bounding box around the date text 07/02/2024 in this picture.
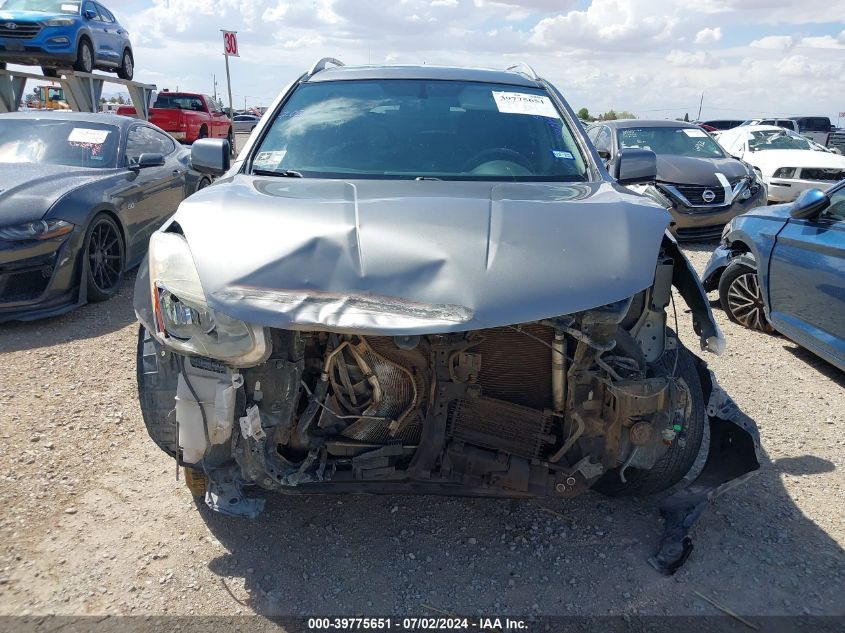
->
[307,617,529,630]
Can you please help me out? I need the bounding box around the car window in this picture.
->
[617,126,725,158]
[153,94,204,111]
[826,187,845,222]
[95,3,114,22]
[0,119,118,168]
[125,126,176,163]
[253,79,588,181]
[83,1,102,20]
[594,126,611,155]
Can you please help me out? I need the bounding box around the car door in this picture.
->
[81,1,109,64]
[93,3,121,65]
[767,183,845,367]
[118,125,186,260]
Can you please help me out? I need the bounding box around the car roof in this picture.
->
[598,119,700,129]
[0,111,139,130]
[305,64,541,88]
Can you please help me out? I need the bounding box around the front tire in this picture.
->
[594,344,707,497]
[73,38,94,73]
[718,257,774,333]
[116,49,133,80]
[84,213,125,302]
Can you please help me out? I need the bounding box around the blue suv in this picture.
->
[0,0,133,79]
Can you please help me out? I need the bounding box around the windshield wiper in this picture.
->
[252,168,303,178]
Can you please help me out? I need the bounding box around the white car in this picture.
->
[716,125,845,203]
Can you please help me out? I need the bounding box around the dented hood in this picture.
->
[169,177,671,334]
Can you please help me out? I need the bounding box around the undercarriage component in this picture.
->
[204,465,265,518]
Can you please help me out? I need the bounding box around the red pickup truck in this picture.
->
[117,92,233,148]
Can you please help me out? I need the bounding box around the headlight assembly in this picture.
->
[0,219,74,241]
[42,18,75,26]
[148,232,270,366]
[772,167,797,179]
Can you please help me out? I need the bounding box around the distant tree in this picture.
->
[599,109,617,121]
[117,95,126,105]
[109,96,117,103]
[99,97,106,105]
[615,110,636,120]
[577,107,592,121]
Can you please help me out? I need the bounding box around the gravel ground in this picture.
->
[0,244,843,620]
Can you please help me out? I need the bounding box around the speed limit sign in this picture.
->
[222,30,239,57]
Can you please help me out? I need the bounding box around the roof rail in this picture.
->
[505,62,539,81]
[307,57,345,78]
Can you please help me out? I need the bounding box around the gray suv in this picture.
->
[134,60,760,574]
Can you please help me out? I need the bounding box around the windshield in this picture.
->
[748,130,813,152]
[0,0,80,13]
[252,79,588,181]
[617,127,725,158]
[0,120,118,168]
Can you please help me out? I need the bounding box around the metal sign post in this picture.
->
[221,29,239,154]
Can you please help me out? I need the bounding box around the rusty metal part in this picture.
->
[629,421,653,446]
[183,467,208,497]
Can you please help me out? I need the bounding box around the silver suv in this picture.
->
[134,60,760,574]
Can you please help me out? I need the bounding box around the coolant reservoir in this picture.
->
[175,372,241,464]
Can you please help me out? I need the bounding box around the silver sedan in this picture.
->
[232,114,260,134]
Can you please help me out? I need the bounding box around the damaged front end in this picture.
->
[135,230,759,575]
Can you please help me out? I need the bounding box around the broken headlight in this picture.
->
[148,231,269,366]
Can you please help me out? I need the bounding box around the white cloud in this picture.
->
[750,35,796,50]
[694,27,722,44]
[667,49,722,67]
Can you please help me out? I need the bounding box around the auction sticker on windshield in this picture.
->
[68,128,110,144]
[492,91,559,118]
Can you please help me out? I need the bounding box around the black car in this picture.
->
[701,119,744,131]
[587,119,767,241]
[0,112,211,322]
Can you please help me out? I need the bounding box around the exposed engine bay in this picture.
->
[184,294,684,497]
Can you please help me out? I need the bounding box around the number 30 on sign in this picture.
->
[223,31,239,57]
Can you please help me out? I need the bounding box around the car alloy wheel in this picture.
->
[85,215,124,301]
[726,271,769,331]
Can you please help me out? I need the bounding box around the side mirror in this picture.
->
[84,9,96,19]
[790,188,829,219]
[129,153,165,170]
[191,138,230,176]
[614,148,657,185]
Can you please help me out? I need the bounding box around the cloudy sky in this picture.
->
[16,0,845,121]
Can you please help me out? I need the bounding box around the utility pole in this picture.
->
[697,93,704,121]
[221,29,238,153]
[212,74,218,102]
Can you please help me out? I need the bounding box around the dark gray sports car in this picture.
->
[0,112,211,322]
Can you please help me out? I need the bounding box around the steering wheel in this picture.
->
[462,147,532,173]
